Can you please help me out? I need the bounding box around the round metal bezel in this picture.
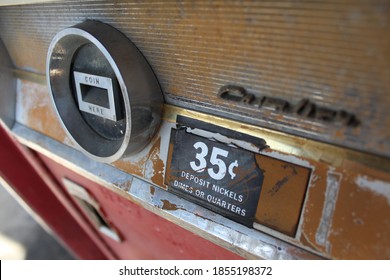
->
[47,21,163,163]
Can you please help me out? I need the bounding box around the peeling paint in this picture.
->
[16,79,66,142]
[113,156,146,178]
[13,73,390,259]
[117,180,132,193]
[315,172,342,252]
[160,199,184,211]
[355,175,390,205]
[253,242,277,259]
[261,150,311,168]
[186,127,266,153]
[14,113,322,259]
[145,137,165,187]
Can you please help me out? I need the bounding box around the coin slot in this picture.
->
[74,71,118,121]
[80,84,110,109]
[47,21,164,161]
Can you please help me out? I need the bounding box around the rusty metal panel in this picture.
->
[308,162,389,257]
[295,157,390,259]
[15,80,67,142]
[163,116,311,236]
[1,0,390,157]
[254,154,311,237]
[14,123,318,260]
[14,77,390,259]
[4,0,390,259]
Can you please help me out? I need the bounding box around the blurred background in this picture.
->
[0,182,74,260]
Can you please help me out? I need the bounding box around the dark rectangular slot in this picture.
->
[80,84,110,109]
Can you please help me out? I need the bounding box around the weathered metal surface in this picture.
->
[13,75,390,258]
[165,117,311,236]
[1,0,390,157]
[0,0,60,6]
[16,79,67,143]
[13,123,317,259]
[219,85,360,128]
[294,156,390,259]
[5,0,390,258]
[254,153,311,237]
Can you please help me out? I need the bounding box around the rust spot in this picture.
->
[268,164,298,196]
[112,155,147,178]
[163,142,175,187]
[327,170,390,259]
[20,80,66,142]
[148,137,165,187]
[113,137,166,189]
[160,199,183,211]
[353,218,364,225]
[255,152,311,237]
[150,186,155,196]
[118,180,132,192]
[334,129,345,140]
[298,155,390,259]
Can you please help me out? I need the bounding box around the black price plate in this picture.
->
[165,128,264,227]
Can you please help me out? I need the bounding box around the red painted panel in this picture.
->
[0,122,113,259]
[39,154,243,260]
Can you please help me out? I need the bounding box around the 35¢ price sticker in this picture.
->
[190,141,239,180]
[166,128,264,226]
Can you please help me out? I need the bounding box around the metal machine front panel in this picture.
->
[1,0,390,157]
[1,0,390,260]
[12,89,390,259]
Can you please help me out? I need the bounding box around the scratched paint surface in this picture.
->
[254,152,311,237]
[299,160,390,259]
[15,77,390,259]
